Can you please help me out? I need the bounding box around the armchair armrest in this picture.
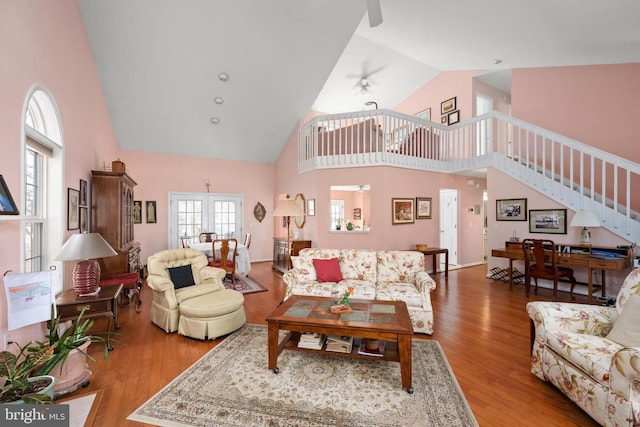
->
[609,347,640,402]
[147,275,175,293]
[527,302,617,346]
[198,266,226,291]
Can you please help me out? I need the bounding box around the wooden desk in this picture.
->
[55,284,122,350]
[414,247,449,277]
[491,248,630,304]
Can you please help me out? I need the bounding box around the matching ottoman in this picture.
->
[178,289,246,340]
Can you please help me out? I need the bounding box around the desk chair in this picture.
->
[522,238,577,301]
[211,238,238,285]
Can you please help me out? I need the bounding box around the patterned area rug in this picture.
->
[222,274,267,294]
[128,324,477,426]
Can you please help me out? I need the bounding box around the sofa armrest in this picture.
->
[282,270,296,300]
[609,347,640,402]
[526,302,617,347]
[415,271,436,293]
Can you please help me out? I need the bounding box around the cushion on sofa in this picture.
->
[546,330,622,385]
[337,279,376,300]
[376,282,424,308]
[313,258,343,282]
[606,294,640,346]
[290,256,317,281]
[376,251,425,283]
[339,249,378,282]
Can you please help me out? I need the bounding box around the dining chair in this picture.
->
[199,232,217,243]
[243,233,252,249]
[179,236,190,248]
[211,238,238,285]
[522,238,577,301]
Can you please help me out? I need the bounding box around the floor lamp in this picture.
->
[273,198,304,270]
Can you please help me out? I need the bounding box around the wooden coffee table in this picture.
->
[265,295,415,393]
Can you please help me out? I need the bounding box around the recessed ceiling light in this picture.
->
[218,72,229,81]
[214,97,224,104]
[210,117,220,124]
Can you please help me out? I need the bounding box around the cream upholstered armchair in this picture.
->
[146,248,246,340]
[526,268,640,426]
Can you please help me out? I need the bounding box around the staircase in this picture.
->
[298,109,640,242]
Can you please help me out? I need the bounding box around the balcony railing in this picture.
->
[298,109,640,241]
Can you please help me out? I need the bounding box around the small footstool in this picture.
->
[178,289,246,340]
[100,272,142,313]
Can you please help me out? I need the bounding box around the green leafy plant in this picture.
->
[0,305,110,403]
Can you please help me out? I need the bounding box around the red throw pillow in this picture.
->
[312,258,343,282]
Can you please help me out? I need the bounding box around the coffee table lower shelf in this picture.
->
[279,331,400,361]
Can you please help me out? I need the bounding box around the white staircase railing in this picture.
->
[298,109,640,241]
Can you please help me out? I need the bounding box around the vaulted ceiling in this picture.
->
[77,0,640,164]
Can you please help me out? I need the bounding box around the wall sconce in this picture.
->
[205,180,211,192]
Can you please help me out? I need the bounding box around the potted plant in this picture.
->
[36,305,110,394]
[0,342,56,404]
[335,218,343,230]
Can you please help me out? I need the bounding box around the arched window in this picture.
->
[23,88,64,293]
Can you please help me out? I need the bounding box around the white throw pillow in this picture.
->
[607,294,640,347]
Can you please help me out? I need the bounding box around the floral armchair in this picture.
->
[526,268,640,426]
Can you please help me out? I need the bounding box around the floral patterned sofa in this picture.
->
[282,248,436,334]
[526,268,640,426]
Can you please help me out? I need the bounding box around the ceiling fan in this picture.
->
[348,62,385,95]
[366,0,383,27]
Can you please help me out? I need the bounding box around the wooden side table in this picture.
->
[55,284,122,350]
[415,247,449,277]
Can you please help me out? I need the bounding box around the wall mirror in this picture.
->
[294,193,306,228]
[329,185,371,232]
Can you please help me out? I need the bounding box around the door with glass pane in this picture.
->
[169,193,243,249]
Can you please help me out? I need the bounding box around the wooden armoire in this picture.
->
[91,170,141,277]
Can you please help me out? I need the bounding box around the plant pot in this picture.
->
[2,375,56,404]
[50,341,91,393]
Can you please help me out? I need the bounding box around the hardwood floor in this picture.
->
[79,262,599,426]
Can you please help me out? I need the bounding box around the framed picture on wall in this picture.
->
[529,209,567,234]
[447,110,460,125]
[0,175,19,215]
[307,199,315,216]
[146,201,157,224]
[414,108,431,121]
[441,97,456,114]
[415,197,432,219]
[496,198,527,221]
[392,198,414,224]
[133,200,142,224]
[67,188,80,230]
[79,206,88,233]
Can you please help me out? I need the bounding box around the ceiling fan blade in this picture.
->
[366,0,383,27]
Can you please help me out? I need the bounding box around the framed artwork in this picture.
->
[146,201,157,224]
[79,207,88,233]
[414,108,431,121]
[307,199,315,216]
[79,179,88,206]
[67,188,80,230]
[353,207,361,220]
[415,197,432,219]
[441,97,456,114]
[447,110,460,125]
[441,116,447,124]
[0,175,19,215]
[496,198,527,221]
[133,200,142,224]
[392,198,414,224]
[529,209,567,234]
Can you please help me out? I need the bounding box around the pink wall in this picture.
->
[512,64,640,163]
[0,1,120,344]
[117,150,275,263]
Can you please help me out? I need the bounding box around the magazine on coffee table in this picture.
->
[357,339,385,357]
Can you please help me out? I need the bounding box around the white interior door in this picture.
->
[439,189,458,266]
[168,192,243,249]
[475,93,493,156]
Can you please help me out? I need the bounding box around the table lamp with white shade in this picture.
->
[570,210,601,245]
[54,232,118,296]
[272,198,305,270]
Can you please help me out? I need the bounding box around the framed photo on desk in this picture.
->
[529,209,567,234]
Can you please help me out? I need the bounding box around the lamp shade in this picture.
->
[55,233,118,296]
[54,232,118,261]
[569,210,601,228]
[272,198,304,217]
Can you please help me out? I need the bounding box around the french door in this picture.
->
[168,192,243,249]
